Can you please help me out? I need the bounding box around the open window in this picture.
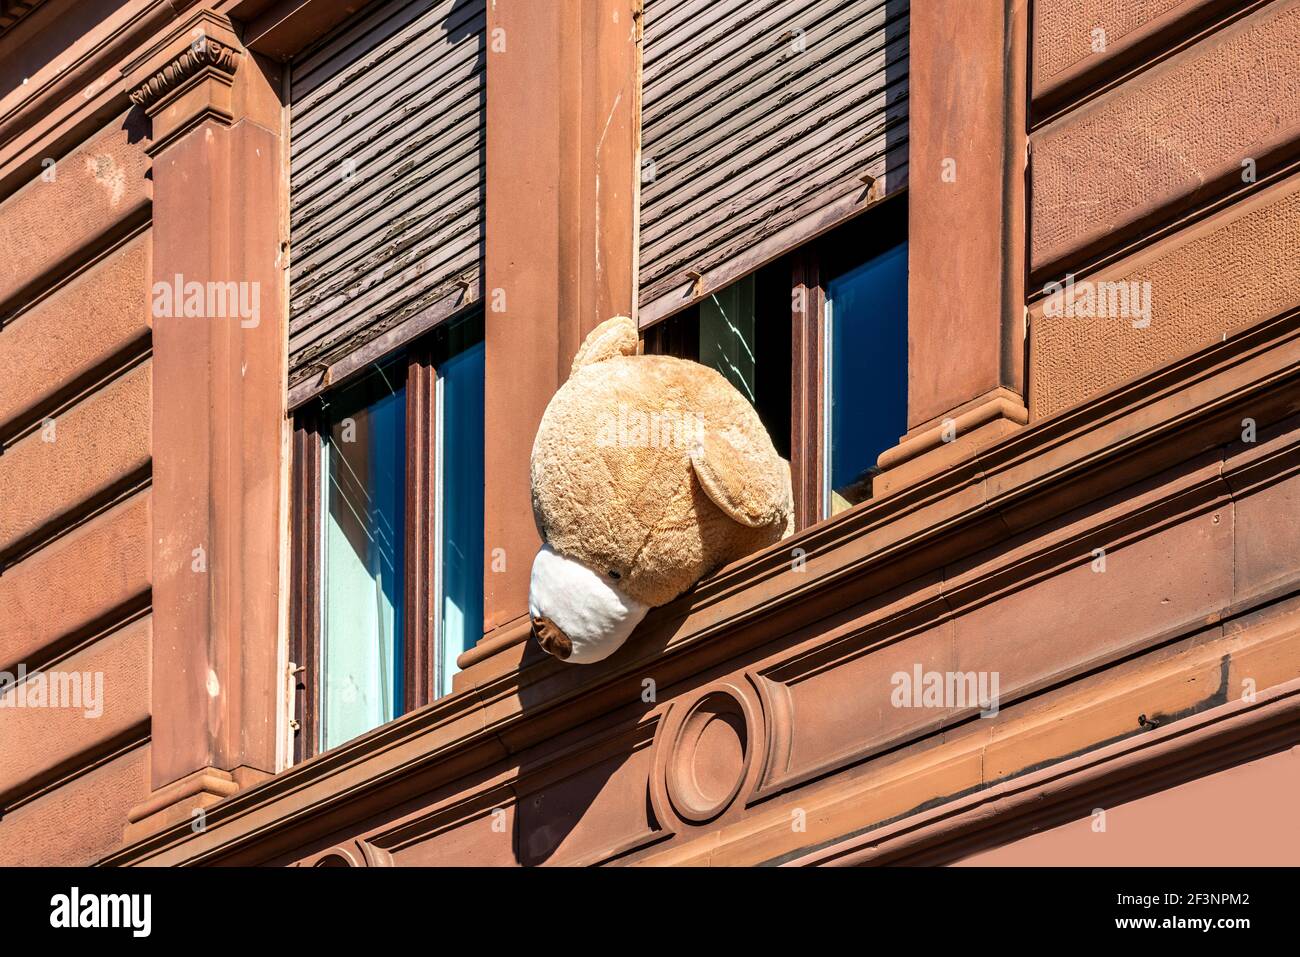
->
[290,313,484,759]
[643,197,908,527]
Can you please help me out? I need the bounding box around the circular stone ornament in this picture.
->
[664,687,756,823]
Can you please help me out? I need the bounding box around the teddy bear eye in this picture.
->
[607,569,622,580]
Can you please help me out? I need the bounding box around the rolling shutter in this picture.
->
[639,0,909,326]
[288,0,485,404]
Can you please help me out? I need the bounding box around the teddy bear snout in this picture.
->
[531,614,573,661]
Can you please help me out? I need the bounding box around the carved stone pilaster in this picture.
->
[115,6,285,848]
[121,9,243,155]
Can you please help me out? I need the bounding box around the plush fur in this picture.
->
[529,316,793,663]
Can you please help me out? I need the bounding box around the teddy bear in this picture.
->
[529,315,794,664]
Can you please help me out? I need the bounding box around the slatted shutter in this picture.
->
[639,0,909,326]
[288,0,485,405]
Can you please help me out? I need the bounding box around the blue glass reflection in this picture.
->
[320,366,406,750]
[826,241,908,514]
[438,338,485,697]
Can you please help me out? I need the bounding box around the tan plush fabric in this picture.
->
[531,316,793,608]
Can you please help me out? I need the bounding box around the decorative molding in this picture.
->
[123,765,240,844]
[0,0,177,199]
[877,388,1029,473]
[126,33,240,112]
[300,839,390,867]
[303,847,360,867]
[780,674,1300,866]
[120,8,244,154]
[656,682,762,825]
[363,783,518,862]
[873,388,1029,496]
[746,455,1231,801]
[355,838,394,868]
[456,614,530,674]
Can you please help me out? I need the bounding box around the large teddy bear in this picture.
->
[529,316,794,664]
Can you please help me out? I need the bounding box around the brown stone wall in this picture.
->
[1032,170,1300,417]
[2,0,1298,870]
[89,0,1300,870]
[1029,0,1300,418]
[0,114,153,863]
[955,743,1300,865]
[105,312,1300,864]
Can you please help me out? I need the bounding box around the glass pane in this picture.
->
[641,269,791,458]
[825,240,908,516]
[437,335,485,698]
[699,275,757,404]
[320,367,406,751]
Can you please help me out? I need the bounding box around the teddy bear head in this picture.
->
[528,316,793,665]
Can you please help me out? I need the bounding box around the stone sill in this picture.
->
[786,673,1300,866]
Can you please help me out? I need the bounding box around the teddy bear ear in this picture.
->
[689,426,793,530]
[570,315,639,375]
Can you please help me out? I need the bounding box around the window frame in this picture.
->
[818,226,910,519]
[644,196,908,531]
[289,322,481,763]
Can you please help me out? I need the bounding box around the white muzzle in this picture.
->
[528,545,649,664]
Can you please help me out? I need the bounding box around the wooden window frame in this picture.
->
[289,406,323,765]
[645,196,908,531]
[289,334,461,763]
[790,249,824,528]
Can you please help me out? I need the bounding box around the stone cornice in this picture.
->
[100,308,1300,866]
[0,0,177,199]
[0,0,45,37]
[783,674,1300,866]
[126,29,241,112]
[121,8,243,154]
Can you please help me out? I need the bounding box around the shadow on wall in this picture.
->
[512,618,679,866]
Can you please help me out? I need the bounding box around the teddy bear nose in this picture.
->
[531,614,572,661]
